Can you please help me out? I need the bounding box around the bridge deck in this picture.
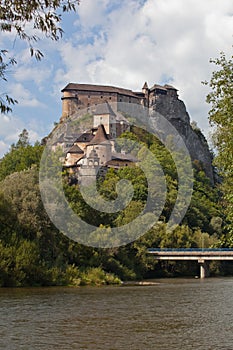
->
[148,248,233,261]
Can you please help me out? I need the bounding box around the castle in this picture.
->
[61,101,136,186]
[57,82,214,184]
[60,82,178,120]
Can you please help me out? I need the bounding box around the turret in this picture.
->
[142,82,149,107]
[142,82,149,94]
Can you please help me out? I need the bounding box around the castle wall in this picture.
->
[86,143,112,166]
[61,87,141,120]
[93,114,117,138]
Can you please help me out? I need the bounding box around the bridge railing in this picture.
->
[147,248,233,253]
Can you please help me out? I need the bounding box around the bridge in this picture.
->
[147,248,233,278]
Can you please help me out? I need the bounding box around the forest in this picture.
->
[0,118,230,287]
[0,52,232,287]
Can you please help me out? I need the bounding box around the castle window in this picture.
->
[109,97,111,100]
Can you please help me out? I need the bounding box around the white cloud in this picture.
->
[55,0,233,134]
[14,64,51,87]
[9,83,45,107]
[0,140,9,157]
[1,0,232,156]
[0,114,43,157]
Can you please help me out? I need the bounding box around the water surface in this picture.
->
[0,278,233,349]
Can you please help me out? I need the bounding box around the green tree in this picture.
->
[15,129,29,148]
[205,52,233,237]
[0,129,43,181]
[0,0,80,113]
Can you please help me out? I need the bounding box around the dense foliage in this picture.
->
[205,52,233,242]
[0,126,230,287]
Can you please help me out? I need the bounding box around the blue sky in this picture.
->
[0,0,233,157]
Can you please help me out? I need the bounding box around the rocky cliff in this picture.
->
[150,93,214,184]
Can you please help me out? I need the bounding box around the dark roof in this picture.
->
[134,91,145,97]
[94,102,116,116]
[142,82,148,90]
[61,83,138,98]
[75,132,94,143]
[111,153,138,162]
[67,144,84,154]
[150,84,167,92]
[164,84,178,91]
[115,112,130,123]
[89,124,111,145]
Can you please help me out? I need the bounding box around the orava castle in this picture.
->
[52,82,215,185]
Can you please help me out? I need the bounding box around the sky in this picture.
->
[0,0,233,157]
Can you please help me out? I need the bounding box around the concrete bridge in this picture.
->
[147,248,233,278]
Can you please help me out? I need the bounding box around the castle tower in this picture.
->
[93,102,117,138]
[142,82,149,107]
[142,81,149,94]
[87,148,100,168]
[86,124,112,165]
[79,148,100,186]
[61,90,79,120]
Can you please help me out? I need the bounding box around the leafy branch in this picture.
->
[0,0,80,113]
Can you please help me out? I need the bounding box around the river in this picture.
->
[0,278,233,350]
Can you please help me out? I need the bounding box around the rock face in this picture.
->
[151,93,214,184]
[60,82,214,184]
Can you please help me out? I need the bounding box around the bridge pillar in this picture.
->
[198,259,209,279]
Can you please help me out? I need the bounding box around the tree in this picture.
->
[205,52,233,237]
[0,0,80,113]
[0,129,43,181]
